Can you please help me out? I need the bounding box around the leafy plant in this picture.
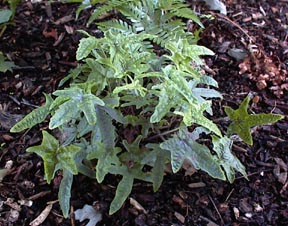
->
[11,0,284,218]
[224,95,284,145]
[0,0,20,36]
[0,51,15,73]
[67,0,203,46]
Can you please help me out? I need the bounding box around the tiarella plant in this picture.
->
[11,0,283,217]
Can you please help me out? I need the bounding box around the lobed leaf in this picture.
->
[10,94,53,133]
[27,131,80,183]
[225,96,284,145]
[212,135,248,183]
[76,36,98,60]
[160,129,225,180]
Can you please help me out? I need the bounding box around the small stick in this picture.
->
[210,12,255,43]
[224,188,235,203]
[208,195,224,226]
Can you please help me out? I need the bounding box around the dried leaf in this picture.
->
[74,204,102,226]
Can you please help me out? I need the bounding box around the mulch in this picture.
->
[0,0,287,225]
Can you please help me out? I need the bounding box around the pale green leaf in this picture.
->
[49,99,80,129]
[212,136,248,183]
[99,106,127,124]
[50,88,104,128]
[109,175,134,215]
[26,131,59,183]
[0,52,15,72]
[175,101,222,136]
[160,129,225,180]
[150,82,179,123]
[95,106,115,150]
[58,145,81,174]
[59,170,73,218]
[76,36,98,60]
[27,131,80,183]
[152,150,165,192]
[0,10,12,24]
[10,94,53,132]
[225,96,284,145]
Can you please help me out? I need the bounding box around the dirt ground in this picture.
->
[0,0,287,225]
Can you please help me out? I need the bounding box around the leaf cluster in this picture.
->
[0,0,20,36]
[11,0,284,218]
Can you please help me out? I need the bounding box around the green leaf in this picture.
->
[10,94,53,132]
[160,129,225,180]
[58,169,73,218]
[76,36,98,60]
[50,88,104,129]
[49,99,80,129]
[0,10,12,24]
[27,131,81,183]
[109,175,134,215]
[0,52,15,72]
[95,106,116,149]
[175,101,222,136]
[87,115,120,183]
[152,150,166,192]
[150,82,179,123]
[26,131,59,183]
[224,96,284,145]
[212,136,248,183]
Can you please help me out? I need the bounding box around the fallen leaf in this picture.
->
[74,204,102,226]
[202,0,227,15]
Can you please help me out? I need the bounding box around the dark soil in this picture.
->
[0,1,287,225]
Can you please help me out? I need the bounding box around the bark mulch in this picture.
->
[0,0,287,225]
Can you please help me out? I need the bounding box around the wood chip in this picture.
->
[129,198,147,214]
[29,203,53,226]
[174,211,185,224]
[54,15,74,25]
[188,182,206,188]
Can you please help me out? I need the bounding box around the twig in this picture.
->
[211,12,255,43]
[235,168,273,180]
[208,195,224,226]
[145,127,180,141]
[233,144,248,153]
[224,188,235,203]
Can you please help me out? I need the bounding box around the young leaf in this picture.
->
[224,96,284,145]
[212,135,248,183]
[59,169,73,218]
[76,36,98,60]
[10,94,53,133]
[27,131,81,183]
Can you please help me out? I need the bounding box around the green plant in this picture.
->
[66,0,203,46]
[0,51,15,72]
[11,0,284,218]
[0,0,20,36]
